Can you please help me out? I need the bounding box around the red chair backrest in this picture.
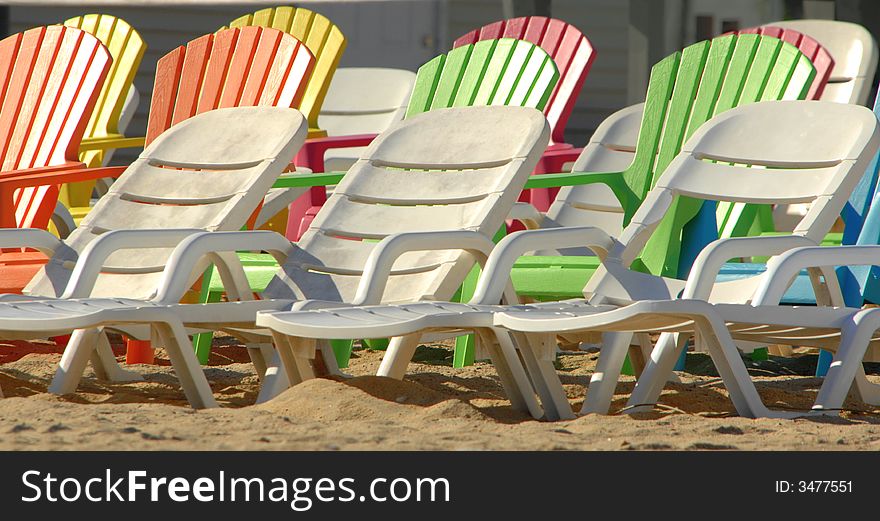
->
[1,25,111,228]
[454,16,595,146]
[145,26,315,146]
[738,25,834,100]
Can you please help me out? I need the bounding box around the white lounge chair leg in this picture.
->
[581,332,632,415]
[693,314,790,418]
[815,310,880,411]
[515,332,573,420]
[852,365,880,405]
[154,321,218,409]
[256,349,291,404]
[246,343,270,379]
[317,339,346,377]
[477,329,545,419]
[50,328,102,395]
[377,334,420,380]
[90,331,142,382]
[626,331,687,413]
[272,332,316,385]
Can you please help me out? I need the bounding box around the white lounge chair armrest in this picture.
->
[752,245,880,305]
[154,230,295,304]
[353,231,497,305]
[0,228,65,256]
[682,235,817,300]
[62,229,204,299]
[506,202,544,229]
[471,226,617,305]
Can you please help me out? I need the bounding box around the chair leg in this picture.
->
[316,339,348,377]
[692,314,796,418]
[272,332,316,386]
[153,321,217,409]
[476,329,544,419]
[815,311,880,411]
[515,332,574,420]
[626,332,687,413]
[90,331,142,382]
[49,328,102,395]
[376,334,420,380]
[125,338,155,364]
[581,332,633,415]
[256,348,291,404]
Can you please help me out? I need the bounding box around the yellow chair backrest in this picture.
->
[64,14,146,167]
[225,6,346,136]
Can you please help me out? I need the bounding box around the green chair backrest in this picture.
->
[406,38,559,117]
[618,33,815,277]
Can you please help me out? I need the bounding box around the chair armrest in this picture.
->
[751,245,880,306]
[471,226,618,305]
[272,171,346,189]
[154,231,295,304]
[0,161,87,179]
[522,170,636,214]
[0,228,65,256]
[0,166,126,186]
[507,202,544,229]
[534,147,583,175]
[682,235,817,301]
[0,164,123,228]
[61,229,204,299]
[294,133,378,171]
[353,231,497,306]
[79,135,146,152]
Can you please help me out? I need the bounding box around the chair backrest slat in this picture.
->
[407,38,559,118]
[454,16,595,145]
[225,6,347,134]
[144,26,315,146]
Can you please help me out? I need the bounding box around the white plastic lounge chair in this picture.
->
[0,106,549,413]
[255,100,880,419]
[0,106,308,393]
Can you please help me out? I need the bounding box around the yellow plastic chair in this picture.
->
[225,6,346,139]
[56,14,146,230]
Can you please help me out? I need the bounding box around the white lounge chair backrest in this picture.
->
[543,103,643,240]
[265,105,550,303]
[771,19,878,105]
[319,67,416,137]
[26,107,308,299]
[587,100,880,299]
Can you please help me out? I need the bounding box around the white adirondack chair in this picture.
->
[254,100,880,419]
[0,106,549,414]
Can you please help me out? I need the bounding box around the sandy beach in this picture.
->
[1,335,879,451]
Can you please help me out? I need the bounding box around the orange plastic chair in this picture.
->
[0,25,111,231]
[0,26,315,362]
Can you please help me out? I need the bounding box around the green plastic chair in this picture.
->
[192,37,560,364]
